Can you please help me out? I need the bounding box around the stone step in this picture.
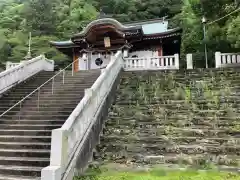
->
[1,108,74,113]
[121,71,240,77]
[0,174,39,180]
[108,113,240,120]
[0,119,65,125]
[11,84,94,89]
[110,108,240,114]
[0,142,51,150]
[94,153,239,168]
[120,76,240,82]
[103,126,240,138]
[0,100,81,107]
[119,78,240,85]
[0,92,86,100]
[0,107,76,112]
[0,148,50,158]
[1,95,83,101]
[100,135,240,146]
[113,99,240,105]
[97,142,240,156]
[106,119,240,128]
[120,71,236,77]
[88,162,239,174]
[111,104,240,111]
[108,112,240,120]
[0,156,49,167]
[0,165,42,177]
[0,135,51,143]
[143,154,240,167]
[118,84,240,90]
[0,130,52,136]
[2,93,84,97]
[5,110,78,114]
[1,96,84,101]
[0,124,62,130]
[114,95,240,102]
[2,83,94,93]
[2,114,70,120]
[162,74,240,79]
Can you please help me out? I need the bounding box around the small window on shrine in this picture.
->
[95,58,103,66]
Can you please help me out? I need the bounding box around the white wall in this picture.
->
[129,50,158,58]
[78,53,112,70]
[90,54,111,69]
[79,58,88,70]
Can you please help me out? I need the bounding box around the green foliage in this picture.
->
[0,0,239,67]
[181,0,240,67]
[23,0,57,35]
[227,15,240,48]
[74,169,240,180]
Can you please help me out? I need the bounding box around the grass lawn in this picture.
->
[75,169,240,180]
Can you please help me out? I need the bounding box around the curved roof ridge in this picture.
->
[72,18,138,39]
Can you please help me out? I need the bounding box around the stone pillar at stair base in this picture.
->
[50,129,68,166]
[42,129,69,180]
[41,166,61,180]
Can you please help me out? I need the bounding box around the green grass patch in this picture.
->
[74,169,240,180]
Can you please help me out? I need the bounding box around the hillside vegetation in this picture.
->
[0,0,239,67]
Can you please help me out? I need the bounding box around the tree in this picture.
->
[23,0,57,35]
[227,15,240,49]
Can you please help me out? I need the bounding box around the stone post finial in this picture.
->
[174,54,180,69]
[215,52,221,68]
[186,54,193,69]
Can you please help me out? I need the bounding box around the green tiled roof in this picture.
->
[142,21,168,35]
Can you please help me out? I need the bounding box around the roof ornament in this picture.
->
[24,32,32,60]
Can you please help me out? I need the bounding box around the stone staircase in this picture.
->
[91,69,240,173]
[0,70,100,180]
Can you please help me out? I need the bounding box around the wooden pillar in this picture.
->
[73,49,79,72]
[158,43,163,66]
[158,44,163,56]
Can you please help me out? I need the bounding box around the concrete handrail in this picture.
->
[0,55,54,95]
[41,51,123,180]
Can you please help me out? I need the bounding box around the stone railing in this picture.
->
[215,52,240,68]
[6,62,21,70]
[41,51,123,180]
[123,54,179,71]
[0,55,54,95]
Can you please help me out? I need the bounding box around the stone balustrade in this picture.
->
[41,51,123,180]
[215,52,240,68]
[123,54,180,71]
[0,55,54,95]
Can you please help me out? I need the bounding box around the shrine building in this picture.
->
[50,18,182,71]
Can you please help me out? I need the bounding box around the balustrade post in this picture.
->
[174,54,180,69]
[215,52,221,68]
[6,61,11,70]
[38,88,40,110]
[186,54,193,69]
[52,77,54,95]
[19,102,21,120]
[62,70,65,84]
